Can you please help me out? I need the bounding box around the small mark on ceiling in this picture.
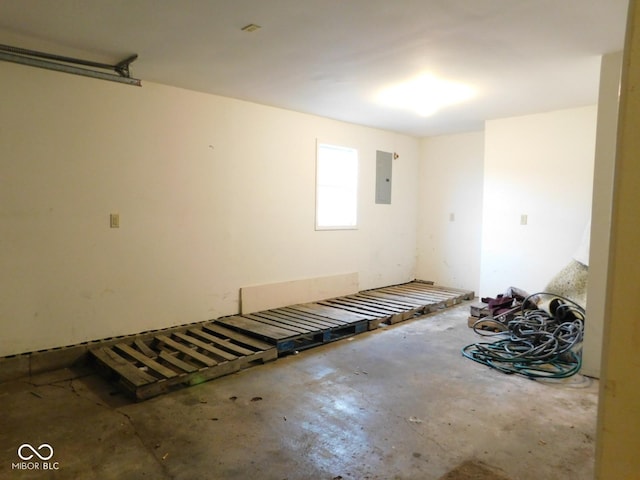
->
[241,23,261,33]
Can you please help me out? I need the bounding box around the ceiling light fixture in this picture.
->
[376,73,475,117]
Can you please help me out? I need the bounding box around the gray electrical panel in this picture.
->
[375,150,393,204]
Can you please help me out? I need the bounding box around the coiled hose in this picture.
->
[461,293,585,379]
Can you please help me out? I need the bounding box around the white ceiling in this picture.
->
[0,1,630,137]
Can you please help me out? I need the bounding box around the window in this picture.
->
[315,142,358,230]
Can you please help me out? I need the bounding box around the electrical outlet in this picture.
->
[110,213,120,228]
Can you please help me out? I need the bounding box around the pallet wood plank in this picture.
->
[134,339,157,358]
[278,307,347,327]
[342,295,409,313]
[380,285,449,298]
[91,347,156,387]
[389,284,457,300]
[259,309,336,330]
[384,282,447,293]
[246,312,319,334]
[283,305,351,325]
[319,299,393,318]
[216,315,296,341]
[273,313,337,330]
[242,313,314,335]
[173,332,238,361]
[378,286,451,303]
[415,281,475,297]
[294,303,372,322]
[317,300,398,324]
[403,287,465,305]
[135,383,170,401]
[188,328,255,356]
[357,291,426,308]
[352,295,422,318]
[158,350,199,373]
[202,323,273,351]
[155,335,218,367]
[113,343,178,379]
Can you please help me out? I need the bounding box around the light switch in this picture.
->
[110,213,120,228]
[520,214,528,225]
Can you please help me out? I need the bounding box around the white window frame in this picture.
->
[315,141,359,230]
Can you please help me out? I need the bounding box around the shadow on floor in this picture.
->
[439,459,512,480]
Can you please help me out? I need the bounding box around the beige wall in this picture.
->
[0,61,419,356]
[595,0,640,477]
[416,109,599,303]
[0,38,614,395]
[480,107,597,298]
[417,132,484,293]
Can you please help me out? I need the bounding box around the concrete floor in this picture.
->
[0,301,598,480]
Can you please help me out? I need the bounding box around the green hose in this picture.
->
[462,293,585,379]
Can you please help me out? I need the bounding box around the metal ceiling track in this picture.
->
[0,44,141,86]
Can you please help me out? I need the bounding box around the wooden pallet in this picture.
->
[216,303,370,354]
[90,322,276,400]
[89,280,473,399]
[358,280,475,324]
[215,281,474,352]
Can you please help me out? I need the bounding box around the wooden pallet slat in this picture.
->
[279,307,348,327]
[155,334,218,367]
[265,309,337,330]
[391,283,462,300]
[173,332,238,362]
[414,281,475,298]
[217,315,300,341]
[113,343,178,379]
[133,339,157,358]
[294,303,372,322]
[356,291,425,309]
[377,287,452,305]
[202,323,273,351]
[342,295,408,313]
[188,328,255,357]
[303,301,390,329]
[318,299,399,322]
[91,347,157,387]
[379,284,448,298]
[316,300,388,318]
[158,350,199,373]
[245,312,319,334]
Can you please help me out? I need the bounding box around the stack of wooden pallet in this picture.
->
[91,281,474,400]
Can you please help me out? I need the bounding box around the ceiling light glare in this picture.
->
[377,73,475,117]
